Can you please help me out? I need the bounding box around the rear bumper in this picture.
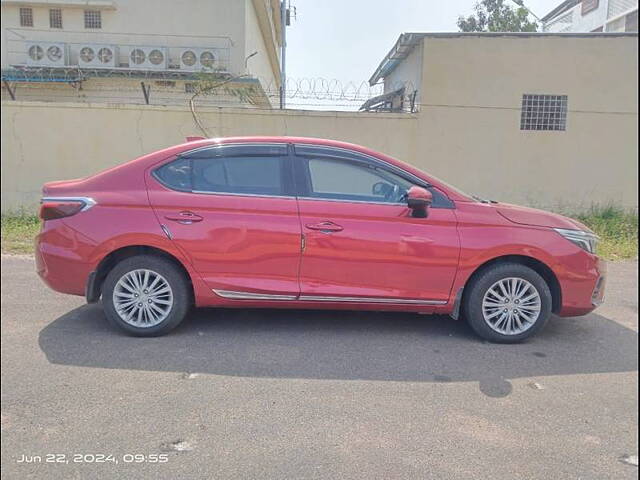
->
[35,225,93,297]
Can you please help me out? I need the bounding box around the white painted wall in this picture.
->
[244,0,278,94]
[1,1,244,71]
[543,0,638,32]
[383,41,422,106]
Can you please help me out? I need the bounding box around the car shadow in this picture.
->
[38,305,638,397]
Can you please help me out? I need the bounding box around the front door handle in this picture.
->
[305,221,343,233]
[165,211,203,224]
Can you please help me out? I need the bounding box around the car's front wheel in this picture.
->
[463,263,552,343]
[102,255,191,336]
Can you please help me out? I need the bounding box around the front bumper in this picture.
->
[591,266,607,307]
[557,256,606,317]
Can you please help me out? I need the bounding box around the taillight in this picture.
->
[39,197,96,221]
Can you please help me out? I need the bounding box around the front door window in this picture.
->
[306,157,412,204]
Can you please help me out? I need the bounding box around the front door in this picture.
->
[294,145,460,304]
[147,143,301,297]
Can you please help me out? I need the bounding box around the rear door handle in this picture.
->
[305,221,343,233]
[165,211,203,224]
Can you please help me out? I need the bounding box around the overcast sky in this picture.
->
[286,0,562,85]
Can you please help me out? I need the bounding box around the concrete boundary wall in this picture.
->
[1,100,637,213]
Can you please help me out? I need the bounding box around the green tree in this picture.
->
[457,0,538,32]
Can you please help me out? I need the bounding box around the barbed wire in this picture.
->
[1,70,419,111]
[3,78,632,115]
[2,68,415,99]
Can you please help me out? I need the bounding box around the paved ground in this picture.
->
[1,255,637,480]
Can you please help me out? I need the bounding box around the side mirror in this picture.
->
[406,186,433,218]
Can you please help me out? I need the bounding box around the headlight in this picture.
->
[554,228,599,254]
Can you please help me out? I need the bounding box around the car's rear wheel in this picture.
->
[102,255,191,336]
[463,263,552,343]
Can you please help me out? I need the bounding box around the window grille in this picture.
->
[20,8,33,27]
[520,94,568,131]
[84,10,101,29]
[49,9,63,29]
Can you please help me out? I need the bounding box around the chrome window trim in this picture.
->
[213,289,447,305]
[297,196,406,207]
[179,142,289,158]
[163,190,398,205]
[191,190,295,200]
[41,196,97,212]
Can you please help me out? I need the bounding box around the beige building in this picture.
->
[363,33,638,209]
[1,33,638,212]
[0,0,282,107]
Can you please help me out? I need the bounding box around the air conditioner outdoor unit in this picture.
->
[77,44,118,68]
[128,46,168,70]
[178,48,217,72]
[25,41,68,67]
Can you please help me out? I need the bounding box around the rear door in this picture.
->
[147,143,302,298]
[294,144,460,304]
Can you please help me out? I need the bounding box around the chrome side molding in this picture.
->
[213,289,298,301]
[299,295,447,305]
[213,289,446,305]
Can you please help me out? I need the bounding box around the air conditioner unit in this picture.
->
[77,44,118,68]
[25,41,67,67]
[128,46,168,70]
[178,48,218,72]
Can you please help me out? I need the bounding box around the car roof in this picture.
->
[177,136,377,153]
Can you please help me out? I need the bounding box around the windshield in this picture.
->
[424,171,481,202]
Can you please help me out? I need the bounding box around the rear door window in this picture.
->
[154,157,191,191]
[192,156,284,196]
[152,144,291,196]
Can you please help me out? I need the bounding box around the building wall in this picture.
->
[1,101,418,212]
[2,0,245,72]
[1,1,245,70]
[2,83,637,214]
[415,34,638,210]
[245,0,279,94]
[1,0,281,105]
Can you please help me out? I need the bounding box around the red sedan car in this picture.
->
[36,137,605,342]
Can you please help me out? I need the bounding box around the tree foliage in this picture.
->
[193,71,259,105]
[458,0,538,32]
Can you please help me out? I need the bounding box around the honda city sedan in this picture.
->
[36,137,605,342]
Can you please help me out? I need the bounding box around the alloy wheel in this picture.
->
[481,277,542,335]
[112,269,173,327]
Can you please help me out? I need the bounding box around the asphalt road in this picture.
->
[1,255,638,480]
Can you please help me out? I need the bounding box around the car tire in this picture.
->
[102,255,191,336]
[462,263,552,343]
